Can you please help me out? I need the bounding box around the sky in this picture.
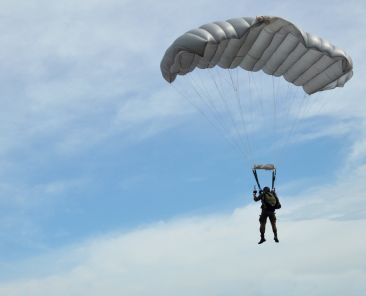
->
[0,0,365,295]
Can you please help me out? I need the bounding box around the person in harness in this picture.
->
[253,186,281,244]
[252,164,281,244]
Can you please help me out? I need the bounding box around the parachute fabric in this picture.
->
[161,16,353,95]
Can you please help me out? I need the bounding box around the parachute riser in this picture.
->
[252,169,262,191]
[272,169,276,191]
[252,167,277,192]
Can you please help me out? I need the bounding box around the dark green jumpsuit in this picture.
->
[254,191,281,241]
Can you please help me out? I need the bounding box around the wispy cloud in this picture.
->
[0,0,363,158]
[0,0,199,158]
[281,164,366,221]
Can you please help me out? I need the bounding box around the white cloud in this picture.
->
[0,204,364,296]
[113,87,193,139]
[0,0,194,158]
[280,163,366,221]
[1,159,366,295]
[348,138,366,163]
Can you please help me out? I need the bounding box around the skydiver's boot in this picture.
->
[258,234,266,244]
[274,232,279,243]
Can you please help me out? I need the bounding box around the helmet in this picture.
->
[263,186,270,193]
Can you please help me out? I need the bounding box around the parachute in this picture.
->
[161,16,352,94]
[160,16,353,167]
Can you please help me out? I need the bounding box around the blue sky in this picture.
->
[0,0,365,294]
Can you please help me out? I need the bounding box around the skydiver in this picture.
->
[253,186,281,244]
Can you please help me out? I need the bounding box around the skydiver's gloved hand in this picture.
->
[252,185,257,198]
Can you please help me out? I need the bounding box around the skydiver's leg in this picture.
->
[269,213,279,242]
[258,212,267,244]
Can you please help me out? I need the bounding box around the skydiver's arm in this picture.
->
[253,192,262,202]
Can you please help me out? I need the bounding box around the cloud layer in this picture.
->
[0,203,365,296]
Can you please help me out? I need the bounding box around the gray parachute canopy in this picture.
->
[160,16,353,94]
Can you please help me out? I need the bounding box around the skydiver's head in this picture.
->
[263,186,270,193]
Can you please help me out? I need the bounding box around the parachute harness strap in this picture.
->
[272,169,277,191]
[252,169,262,191]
